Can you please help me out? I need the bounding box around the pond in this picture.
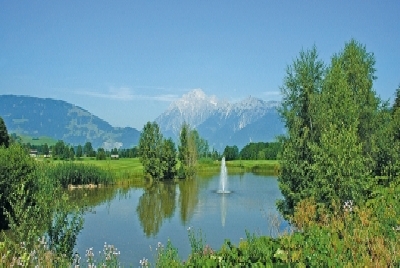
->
[73,172,288,266]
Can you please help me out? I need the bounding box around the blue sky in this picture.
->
[1,1,399,129]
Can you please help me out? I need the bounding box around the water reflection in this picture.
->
[136,182,177,237]
[221,193,227,227]
[135,178,202,236]
[178,179,199,225]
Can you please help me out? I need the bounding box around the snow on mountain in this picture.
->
[156,89,285,150]
[155,89,222,136]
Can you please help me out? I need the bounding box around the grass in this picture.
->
[197,158,279,175]
[47,157,280,185]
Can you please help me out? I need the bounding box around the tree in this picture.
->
[53,140,67,160]
[138,122,176,180]
[223,145,239,161]
[42,143,50,156]
[161,138,177,179]
[83,142,94,157]
[178,123,198,178]
[96,148,106,160]
[277,46,326,217]
[337,39,380,176]
[69,146,75,161]
[76,145,83,158]
[0,116,10,148]
[277,41,387,218]
[308,57,368,205]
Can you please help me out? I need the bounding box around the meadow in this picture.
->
[48,157,280,180]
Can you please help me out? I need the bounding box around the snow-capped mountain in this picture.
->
[156,89,285,150]
[156,89,222,137]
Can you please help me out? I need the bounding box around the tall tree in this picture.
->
[0,116,10,148]
[42,143,50,156]
[309,57,368,205]
[161,138,177,179]
[76,145,83,158]
[337,39,380,174]
[178,123,197,178]
[83,142,94,157]
[277,46,325,217]
[138,122,169,180]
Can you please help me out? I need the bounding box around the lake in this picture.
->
[73,172,287,266]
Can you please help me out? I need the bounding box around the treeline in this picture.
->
[222,141,281,161]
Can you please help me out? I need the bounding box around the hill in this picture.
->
[0,95,140,149]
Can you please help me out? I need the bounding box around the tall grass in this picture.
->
[45,162,115,187]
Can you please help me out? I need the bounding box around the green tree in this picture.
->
[223,145,239,161]
[0,116,10,148]
[138,122,174,180]
[83,141,94,157]
[277,41,387,218]
[337,39,380,176]
[309,57,368,205]
[43,143,50,156]
[277,46,325,217]
[76,145,83,158]
[96,147,106,160]
[69,146,75,161]
[53,140,68,160]
[161,138,177,179]
[178,123,198,178]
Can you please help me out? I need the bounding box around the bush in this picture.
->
[0,144,40,229]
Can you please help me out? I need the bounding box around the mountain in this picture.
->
[0,95,140,149]
[156,89,285,150]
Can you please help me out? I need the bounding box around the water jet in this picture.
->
[217,157,231,194]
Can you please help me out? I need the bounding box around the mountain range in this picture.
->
[0,90,285,150]
[0,95,140,149]
[156,89,285,150]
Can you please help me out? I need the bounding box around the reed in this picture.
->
[45,162,115,187]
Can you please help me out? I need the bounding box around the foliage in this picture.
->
[83,141,95,157]
[223,145,239,161]
[138,121,177,180]
[52,140,75,160]
[154,240,181,268]
[277,40,393,217]
[0,144,85,266]
[178,122,198,178]
[96,147,107,160]
[47,193,84,258]
[0,116,10,148]
[240,141,282,160]
[0,144,40,230]
[76,144,83,158]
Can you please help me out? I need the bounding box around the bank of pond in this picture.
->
[1,152,399,267]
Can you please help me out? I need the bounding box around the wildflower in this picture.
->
[343,200,354,212]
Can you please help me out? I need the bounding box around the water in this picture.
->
[73,173,287,266]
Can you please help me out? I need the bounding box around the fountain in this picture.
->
[217,157,230,194]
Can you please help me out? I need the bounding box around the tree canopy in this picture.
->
[277,40,397,218]
[138,122,177,180]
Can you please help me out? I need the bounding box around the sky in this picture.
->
[1,1,399,129]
